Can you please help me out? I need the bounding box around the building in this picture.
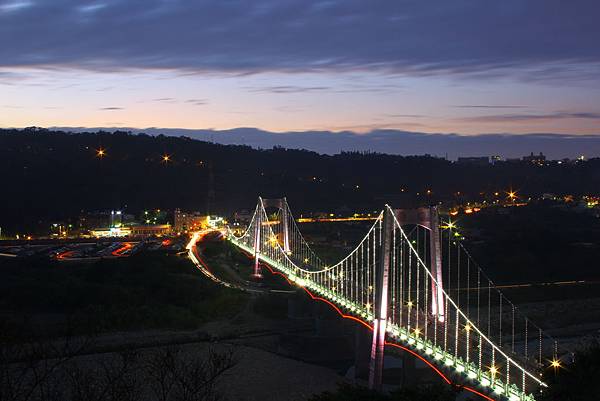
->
[90,226,131,238]
[90,224,171,238]
[110,210,122,228]
[490,155,502,165]
[456,156,489,166]
[522,152,546,164]
[174,209,209,232]
[130,224,171,237]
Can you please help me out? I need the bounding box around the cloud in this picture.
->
[0,1,33,13]
[153,97,176,102]
[99,107,124,110]
[0,70,33,85]
[454,105,528,109]
[384,114,425,118]
[461,112,600,123]
[1,0,599,81]
[248,85,330,94]
[185,99,208,106]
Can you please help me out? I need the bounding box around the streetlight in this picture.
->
[442,219,456,230]
[96,148,106,158]
[162,154,171,163]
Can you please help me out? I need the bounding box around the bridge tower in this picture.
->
[261,198,291,254]
[252,200,263,279]
[368,205,393,390]
[368,206,445,390]
[252,198,291,279]
[395,206,445,321]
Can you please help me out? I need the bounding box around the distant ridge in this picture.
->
[51,126,600,160]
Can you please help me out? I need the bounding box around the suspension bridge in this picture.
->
[223,197,561,401]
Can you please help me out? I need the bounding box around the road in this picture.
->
[186,230,294,294]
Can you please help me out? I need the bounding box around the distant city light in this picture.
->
[96,148,106,158]
[162,154,171,163]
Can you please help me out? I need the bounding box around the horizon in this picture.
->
[5,125,599,160]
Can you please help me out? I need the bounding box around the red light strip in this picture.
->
[462,385,498,401]
[237,247,498,401]
[383,342,451,385]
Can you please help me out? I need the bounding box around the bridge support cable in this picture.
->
[388,205,552,401]
[226,198,561,401]
[456,241,562,373]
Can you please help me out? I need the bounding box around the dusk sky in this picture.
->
[2,1,600,139]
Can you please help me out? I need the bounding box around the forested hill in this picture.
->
[2,127,600,233]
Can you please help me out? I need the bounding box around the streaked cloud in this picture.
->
[0,1,33,13]
[0,0,599,81]
[461,112,600,123]
[184,99,208,106]
[454,105,528,109]
[248,86,330,94]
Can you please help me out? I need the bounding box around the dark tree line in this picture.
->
[2,127,600,234]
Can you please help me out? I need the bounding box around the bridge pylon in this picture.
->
[262,197,291,254]
[368,206,393,390]
[395,206,445,321]
[252,200,263,279]
[252,197,291,279]
[368,205,445,390]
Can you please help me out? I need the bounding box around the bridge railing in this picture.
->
[226,198,559,401]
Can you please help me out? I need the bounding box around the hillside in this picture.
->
[2,127,600,234]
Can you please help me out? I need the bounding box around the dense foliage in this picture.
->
[0,251,246,335]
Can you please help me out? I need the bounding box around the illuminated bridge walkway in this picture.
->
[225,197,560,401]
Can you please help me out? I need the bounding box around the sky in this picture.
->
[1,0,600,147]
